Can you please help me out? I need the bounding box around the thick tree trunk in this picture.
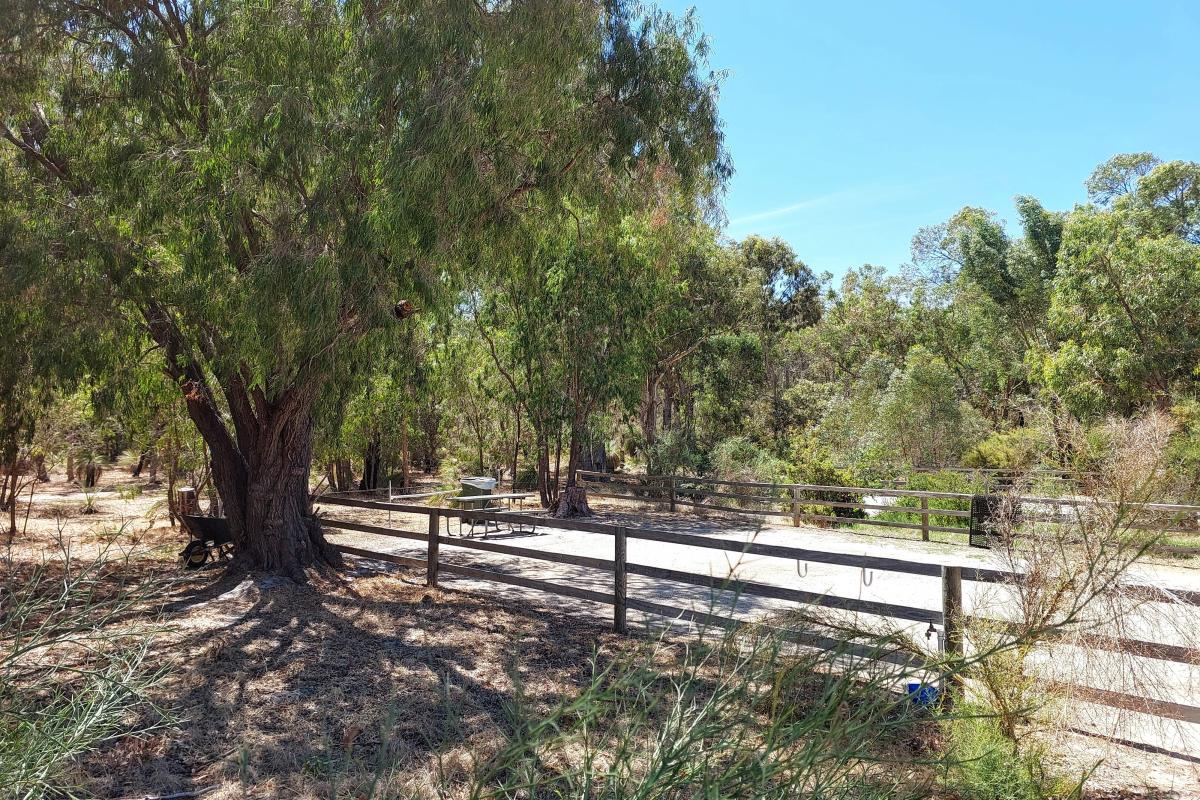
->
[142,303,346,577]
[204,403,336,578]
[359,436,382,491]
[552,421,592,518]
[552,484,591,518]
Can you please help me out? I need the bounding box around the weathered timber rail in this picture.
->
[577,470,1200,546]
[315,493,1200,730]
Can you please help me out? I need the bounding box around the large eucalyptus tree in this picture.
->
[0,0,726,575]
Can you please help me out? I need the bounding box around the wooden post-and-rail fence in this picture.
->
[315,493,1200,729]
[577,470,1200,550]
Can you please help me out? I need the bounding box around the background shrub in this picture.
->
[876,469,989,529]
[963,427,1047,470]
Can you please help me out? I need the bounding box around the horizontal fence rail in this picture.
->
[577,470,1200,544]
[313,491,1200,740]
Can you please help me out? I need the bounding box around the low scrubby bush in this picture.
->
[709,435,789,484]
[789,437,868,521]
[467,618,943,799]
[512,465,538,491]
[942,708,1081,800]
[962,427,1047,471]
[645,428,704,478]
[876,469,988,529]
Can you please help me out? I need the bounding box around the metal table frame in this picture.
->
[450,492,537,538]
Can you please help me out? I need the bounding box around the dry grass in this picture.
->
[78,569,629,799]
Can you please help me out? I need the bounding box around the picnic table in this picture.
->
[451,492,538,537]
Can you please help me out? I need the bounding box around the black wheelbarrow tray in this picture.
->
[179,514,234,569]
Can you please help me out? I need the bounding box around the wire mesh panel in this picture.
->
[969,494,1021,548]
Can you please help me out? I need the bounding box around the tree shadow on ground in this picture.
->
[85,565,625,798]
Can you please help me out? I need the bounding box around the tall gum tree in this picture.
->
[0,0,728,576]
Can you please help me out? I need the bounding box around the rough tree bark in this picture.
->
[552,420,592,518]
[661,376,676,433]
[146,305,337,578]
[200,388,335,577]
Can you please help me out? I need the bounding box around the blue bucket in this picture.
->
[906,682,941,708]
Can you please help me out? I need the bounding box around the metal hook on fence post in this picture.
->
[796,561,808,578]
[861,567,873,586]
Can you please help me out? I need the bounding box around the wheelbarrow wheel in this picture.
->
[182,540,210,569]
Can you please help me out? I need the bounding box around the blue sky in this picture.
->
[657,1,1200,281]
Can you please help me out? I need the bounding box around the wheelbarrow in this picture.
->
[179,514,234,569]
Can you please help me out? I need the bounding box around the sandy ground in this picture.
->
[4,469,1199,798]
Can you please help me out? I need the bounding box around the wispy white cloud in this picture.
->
[727,193,841,227]
[727,183,922,231]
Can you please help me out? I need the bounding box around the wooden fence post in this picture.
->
[667,476,676,513]
[920,496,930,541]
[614,526,628,634]
[426,510,439,588]
[941,565,963,704]
[791,487,801,528]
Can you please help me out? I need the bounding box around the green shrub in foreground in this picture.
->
[942,708,1083,800]
[0,535,170,799]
